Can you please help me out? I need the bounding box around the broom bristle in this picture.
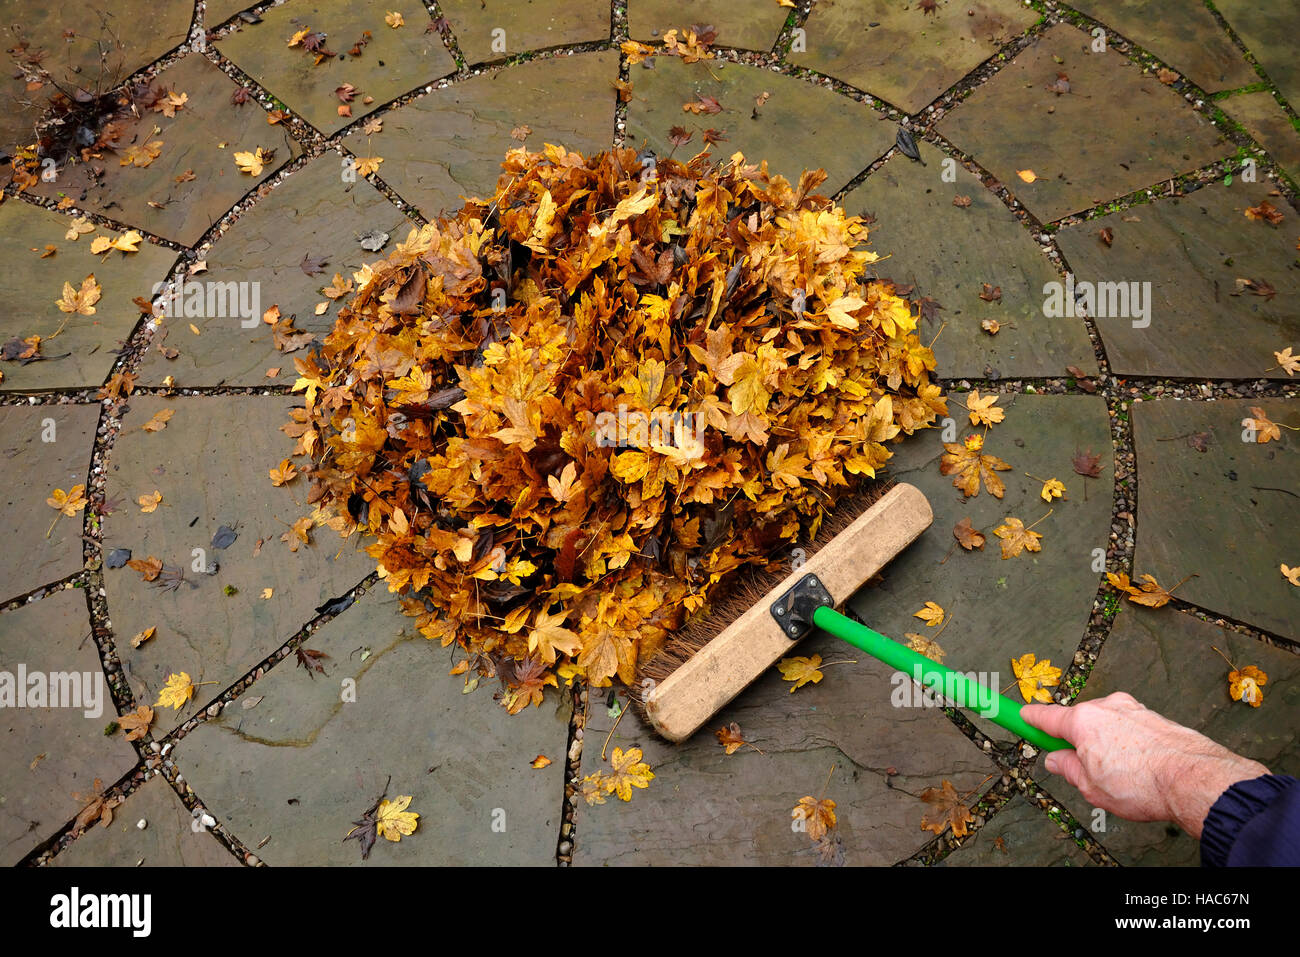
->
[630,479,893,728]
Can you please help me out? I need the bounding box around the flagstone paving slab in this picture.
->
[1067,0,1256,94]
[939,794,1095,866]
[175,587,571,865]
[1041,608,1300,866]
[1055,184,1300,380]
[135,155,413,388]
[440,0,610,64]
[843,140,1096,379]
[51,776,238,866]
[1130,397,1299,642]
[345,52,618,220]
[101,394,372,732]
[938,23,1233,223]
[0,0,193,157]
[208,0,259,27]
[1219,92,1300,186]
[625,56,893,194]
[574,628,996,866]
[0,201,178,392]
[629,0,788,52]
[216,0,456,137]
[0,404,99,603]
[791,0,1038,114]
[848,395,1113,743]
[1214,1,1300,107]
[32,54,302,247]
[0,589,138,866]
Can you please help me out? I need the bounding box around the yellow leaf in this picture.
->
[965,390,1004,427]
[155,672,195,710]
[527,605,581,664]
[1228,665,1267,707]
[777,654,824,692]
[1017,169,1037,183]
[269,458,298,486]
[905,633,946,664]
[118,705,154,741]
[65,217,94,241]
[129,626,156,648]
[531,754,552,769]
[1282,564,1300,587]
[792,795,837,841]
[142,408,175,432]
[993,516,1042,559]
[55,274,102,315]
[354,155,384,177]
[603,747,654,801]
[1039,478,1066,501]
[234,147,268,176]
[262,587,274,600]
[1275,347,1299,376]
[47,484,88,517]
[384,11,405,27]
[375,794,419,840]
[137,490,162,513]
[913,601,945,627]
[1011,653,1060,703]
[1242,407,1281,444]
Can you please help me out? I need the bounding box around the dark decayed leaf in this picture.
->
[296,647,330,678]
[105,548,131,569]
[315,594,356,616]
[895,127,924,164]
[212,525,238,549]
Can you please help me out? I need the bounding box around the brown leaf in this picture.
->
[953,517,985,550]
[1071,448,1103,477]
[919,780,974,837]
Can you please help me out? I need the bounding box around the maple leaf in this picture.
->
[793,796,837,841]
[1124,572,1191,608]
[621,40,654,64]
[281,516,312,552]
[129,626,156,648]
[683,95,723,115]
[527,605,580,664]
[56,274,102,315]
[777,654,824,692]
[354,155,384,177]
[1228,665,1267,707]
[941,433,1011,498]
[1275,347,1299,376]
[73,778,121,831]
[1282,564,1300,587]
[127,556,164,581]
[295,647,330,677]
[715,722,750,754]
[1242,407,1281,443]
[502,655,557,714]
[137,490,162,513]
[269,458,298,486]
[1038,477,1066,501]
[913,601,945,627]
[142,408,174,432]
[993,516,1043,559]
[47,484,88,516]
[905,633,946,664]
[604,746,654,800]
[91,231,142,254]
[953,517,985,550]
[1071,448,1103,477]
[919,780,975,837]
[384,11,404,28]
[155,672,196,710]
[118,705,154,741]
[981,318,1000,335]
[1244,201,1283,225]
[120,140,163,167]
[375,794,419,839]
[64,217,94,240]
[965,390,1004,427]
[1017,169,1037,183]
[978,283,1001,303]
[1011,653,1060,703]
[234,147,269,175]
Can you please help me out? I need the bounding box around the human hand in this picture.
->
[1022,692,1269,839]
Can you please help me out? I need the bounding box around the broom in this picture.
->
[634,481,1070,752]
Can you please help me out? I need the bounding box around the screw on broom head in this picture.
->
[630,480,933,741]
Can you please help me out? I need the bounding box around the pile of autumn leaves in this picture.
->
[288,144,945,712]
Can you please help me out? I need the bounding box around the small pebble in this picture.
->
[136,819,147,830]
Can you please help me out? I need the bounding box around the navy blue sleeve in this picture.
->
[1201,774,1300,866]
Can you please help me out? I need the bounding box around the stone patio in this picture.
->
[1,0,1296,869]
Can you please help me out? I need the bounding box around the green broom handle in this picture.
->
[811,605,1071,752]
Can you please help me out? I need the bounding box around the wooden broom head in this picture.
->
[635,482,932,742]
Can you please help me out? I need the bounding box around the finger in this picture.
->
[1020,703,1079,742]
[1044,748,1086,789]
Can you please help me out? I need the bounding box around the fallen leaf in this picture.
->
[905,633,946,664]
[118,705,154,741]
[604,746,654,800]
[1072,448,1103,477]
[965,390,1004,427]
[920,780,975,836]
[953,517,985,550]
[375,794,419,839]
[56,274,102,315]
[129,626,156,648]
[941,433,1011,498]
[269,458,298,486]
[137,490,162,513]
[47,484,88,517]
[913,601,945,627]
[1017,169,1037,183]
[155,672,195,710]
[1274,347,1299,376]
[952,195,972,208]
[1282,564,1300,586]
[793,795,837,840]
[141,408,174,432]
[777,654,824,692]
[1228,665,1267,707]
[234,147,269,175]
[1245,201,1283,225]
[1011,653,1060,703]
[1242,407,1281,443]
[715,722,750,755]
[384,11,404,28]
[530,754,552,769]
[1039,478,1066,502]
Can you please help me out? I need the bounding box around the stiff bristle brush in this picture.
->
[634,481,1069,752]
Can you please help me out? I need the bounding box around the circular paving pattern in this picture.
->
[1,0,1296,868]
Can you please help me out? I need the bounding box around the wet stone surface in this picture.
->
[1214,1,1300,106]
[1054,182,1300,381]
[33,54,303,247]
[625,55,894,194]
[50,776,238,866]
[629,0,788,52]
[134,155,413,388]
[345,51,619,220]
[216,0,456,137]
[1130,397,1299,642]
[0,200,178,392]
[0,403,100,603]
[574,628,997,866]
[175,588,572,865]
[0,588,138,866]
[939,23,1232,223]
[1041,608,1300,866]
[440,0,611,64]
[100,394,373,732]
[842,140,1096,379]
[939,794,1096,866]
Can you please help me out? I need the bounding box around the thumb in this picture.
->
[1044,748,1086,788]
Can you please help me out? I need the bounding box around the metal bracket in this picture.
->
[770,573,834,641]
